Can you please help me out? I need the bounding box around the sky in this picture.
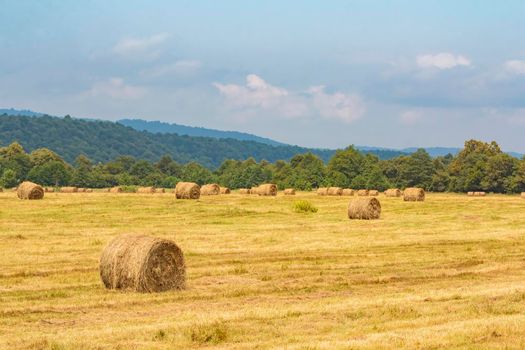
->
[1,0,525,151]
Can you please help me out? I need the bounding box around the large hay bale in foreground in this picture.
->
[110,186,123,193]
[17,181,44,200]
[137,186,155,194]
[99,234,185,293]
[316,187,328,196]
[239,188,250,194]
[357,189,369,196]
[200,184,220,196]
[474,191,486,197]
[342,189,354,196]
[369,190,379,196]
[256,184,277,196]
[327,187,343,196]
[219,187,231,194]
[403,187,425,202]
[61,186,78,193]
[175,182,200,199]
[284,188,296,195]
[385,188,401,197]
[348,197,381,220]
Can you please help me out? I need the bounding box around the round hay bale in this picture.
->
[467,191,474,196]
[369,190,379,196]
[284,188,296,195]
[86,188,93,193]
[156,188,165,193]
[357,189,369,196]
[250,186,259,195]
[385,188,401,197]
[17,181,44,200]
[342,189,355,196]
[200,184,220,196]
[403,187,425,202]
[61,186,78,193]
[316,187,328,196]
[99,234,185,293]
[327,187,343,196]
[474,191,486,197]
[137,186,156,194]
[256,184,277,196]
[521,192,525,199]
[239,188,250,194]
[110,186,123,193]
[175,182,200,199]
[44,187,55,193]
[348,197,381,220]
[0,188,3,192]
[219,187,231,194]
[77,188,86,193]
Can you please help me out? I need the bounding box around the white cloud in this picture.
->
[87,78,146,99]
[399,110,423,125]
[504,60,525,75]
[308,86,365,123]
[416,53,471,69]
[140,60,201,78]
[113,33,169,58]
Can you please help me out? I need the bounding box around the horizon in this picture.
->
[1,1,525,152]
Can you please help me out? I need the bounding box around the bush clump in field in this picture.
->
[292,200,318,213]
[186,320,228,344]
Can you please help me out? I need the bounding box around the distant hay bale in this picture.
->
[17,181,44,200]
[403,187,425,202]
[44,187,55,193]
[239,188,250,194]
[369,190,379,196]
[86,188,93,193]
[175,182,200,199]
[77,188,86,193]
[219,187,231,194]
[61,186,78,193]
[474,191,486,197]
[256,184,277,196]
[250,186,259,195]
[200,184,220,196]
[357,189,369,196]
[0,188,3,192]
[385,188,401,197]
[284,188,296,195]
[342,189,355,196]
[327,187,343,196]
[521,192,525,199]
[316,187,328,196]
[99,234,185,293]
[137,186,156,194]
[156,188,165,193]
[348,197,381,220]
[110,186,123,193]
[467,191,474,196]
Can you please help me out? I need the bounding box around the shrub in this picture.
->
[186,320,228,344]
[292,200,318,213]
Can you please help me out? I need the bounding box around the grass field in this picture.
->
[1,191,525,349]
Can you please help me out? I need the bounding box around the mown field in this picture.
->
[1,191,525,349]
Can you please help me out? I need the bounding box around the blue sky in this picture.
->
[1,0,525,151]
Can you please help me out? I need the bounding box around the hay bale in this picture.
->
[110,186,123,193]
[0,188,3,192]
[316,187,328,196]
[61,186,78,193]
[99,234,185,293]
[86,188,93,193]
[200,184,220,195]
[137,186,156,194]
[327,187,343,196]
[175,182,200,199]
[250,186,259,195]
[385,188,401,197]
[467,191,474,196]
[239,188,250,194]
[256,184,277,196]
[342,189,354,196]
[521,192,525,199]
[44,187,55,193]
[156,188,165,193]
[474,191,486,197]
[403,187,425,202]
[17,181,44,200]
[77,188,86,193]
[284,188,296,195]
[369,190,379,196]
[219,187,231,194]
[357,189,369,196]
[348,197,381,220]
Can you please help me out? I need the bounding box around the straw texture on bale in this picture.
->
[403,187,425,202]
[175,182,200,199]
[219,187,231,194]
[61,186,78,193]
[316,187,328,196]
[256,184,277,196]
[342,189,354,196]
[474,191,486,197]
[156,188,165,193]
[385,188,401,197]
[137,186,156,194]
[327,187,343,196]
[99,234,185,293]
[110,186,123,193]
[284,188,296,195]
[348,197,381,220]
[17,181,44,200]
[357,189,369,196]
[200,184,220,195]
[239,188,250,194]
[369,190,379,196]
[521,192,525,198]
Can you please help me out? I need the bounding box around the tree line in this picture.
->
[1,139,524,193]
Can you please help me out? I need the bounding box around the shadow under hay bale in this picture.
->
[403,187,425,202]
[284,188,296,195]
[17,181,44,200]
[200,184,220,195]
[219,187,231,194]
[348,197,381,220]
[327,187,343,196]
[255,184,277,196]
[357,189,369,196]
[385,188,401,197]
[316,187,328,196]
[137,186,156,194]
[342,189,354,196]
[176,182,200,199]
[99,234,186,293]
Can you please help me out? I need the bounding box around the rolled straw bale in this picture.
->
[403,187,425,202]
[327,187,343,196]
[200,184,220,196]
[342,189,355,196]
[369,190,379,196]
[239,188,250,194]
[348,197,381,220]
[521,192,525,199]
[284,188,296,195]
[250,186,259,195]
[99,234,185,293]
[61,186,78,193]
[86,188,93,193]
[385,188,401,197]
[175,182,200,199]
[156,188,165,193]
[0,188,3,192]
[77,188,86,193]
[110,186,123,193]
[17,181,44,200]
[467,191,474,196]
[44,187,55,193]
[474,191,486,197]
[219,187,231,194]
[316,187,328,196]
[137,186,156,194]
[256,183,277,196]
[357,189,369,196]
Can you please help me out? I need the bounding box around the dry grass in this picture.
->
[1,192,525,349]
